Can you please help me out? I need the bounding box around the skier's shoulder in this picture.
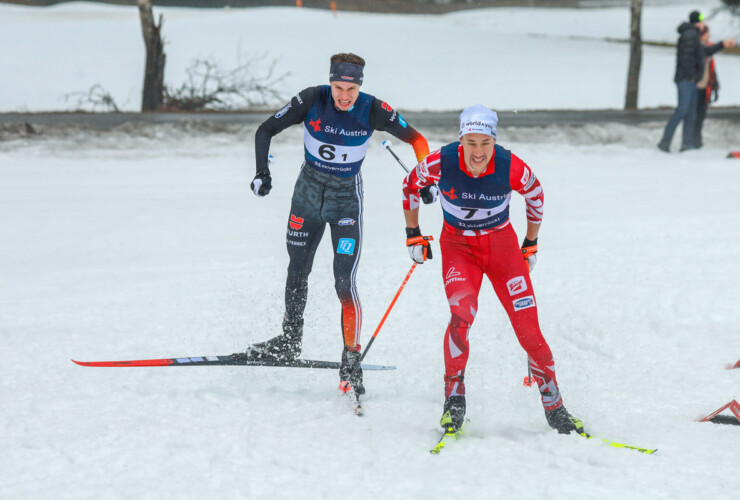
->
[297,85,322,106]
[494,143,512,159]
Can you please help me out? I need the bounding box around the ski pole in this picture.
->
[381,139,410,173]
[382,139,439,205]
[340,261,418,393]
[523,359,536,387]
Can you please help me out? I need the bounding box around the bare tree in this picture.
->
[624,0,642,110]
[138,0,165,111]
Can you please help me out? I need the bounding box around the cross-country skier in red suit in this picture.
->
[402,104,585,435]
[244,53,434,399]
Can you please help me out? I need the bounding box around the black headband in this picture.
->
[329,62,364,84]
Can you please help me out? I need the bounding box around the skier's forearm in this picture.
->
[254,123,274,173]
[525,221,540,241]
[404,209,420,230]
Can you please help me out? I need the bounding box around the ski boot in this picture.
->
[440,395,466,433]
[338,346,364,395]
[545,405,587,435]
[243,318,303,362]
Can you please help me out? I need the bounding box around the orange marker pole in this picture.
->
[296,0,302,7]
[330,1,337,17]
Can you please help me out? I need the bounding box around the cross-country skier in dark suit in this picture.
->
[245,53,434,397]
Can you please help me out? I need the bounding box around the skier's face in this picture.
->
[460,133,496,177]
[331,82,360,111]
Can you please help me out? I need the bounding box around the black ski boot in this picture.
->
[440,395,466,433]
[545,405,586,435]
[339,346,364,395]
[243,318,303,362]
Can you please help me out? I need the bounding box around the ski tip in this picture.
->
[584,433,658,454]
[70,358,110,367]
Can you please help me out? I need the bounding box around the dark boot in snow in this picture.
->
[339,346,364,395]
[545,405,586,435]
[243,318,303,362]
[440,395,466,433]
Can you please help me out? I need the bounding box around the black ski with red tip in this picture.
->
[72,353,396,370]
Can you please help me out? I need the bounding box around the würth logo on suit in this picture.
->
[289,214,304,230]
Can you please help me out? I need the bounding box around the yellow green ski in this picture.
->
[429,427,656,455]
[430,425,463,454]
[582,433,657,454]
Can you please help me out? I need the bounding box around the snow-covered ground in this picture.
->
[2,2,740,500]
[1,1,740,112]
[3,122,740,499]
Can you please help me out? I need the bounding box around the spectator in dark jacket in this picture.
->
[658,11,707,152]
[692,25,736,149]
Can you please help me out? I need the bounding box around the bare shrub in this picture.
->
[64,84,121,112]
[163,54,290,111]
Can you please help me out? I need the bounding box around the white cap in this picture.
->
[459,104,498,139]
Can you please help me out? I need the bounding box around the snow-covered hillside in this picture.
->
[1,1,740,112]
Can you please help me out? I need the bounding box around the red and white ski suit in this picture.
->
[402,142,563,411]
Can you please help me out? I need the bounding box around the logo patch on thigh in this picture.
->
[506,276,528,296]
[337,238,356,255]
[444,267,466,287]
[289,214,304,230]
[512,295,536,311]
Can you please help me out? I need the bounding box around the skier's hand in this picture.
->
[251,171,272,197]
[406,227,433,263]
[521,237,538,272]
[420,185,439,204]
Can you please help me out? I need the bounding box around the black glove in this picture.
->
[420,185,439,204]
[406,227,433,263]
[521,237,538,272]
[251,171,272,197]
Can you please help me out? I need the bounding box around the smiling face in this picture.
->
[330,81,360,111]
[460,133,496,177]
